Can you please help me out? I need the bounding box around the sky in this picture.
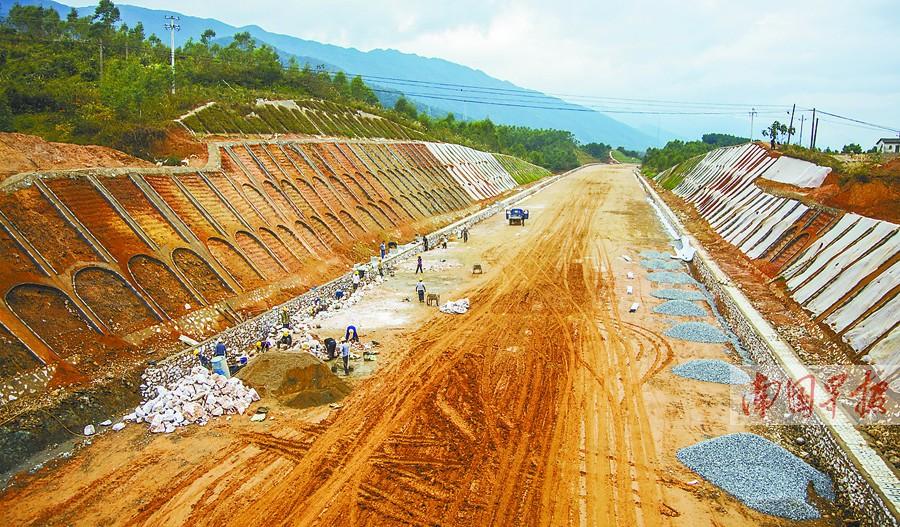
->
[121,0,900,148]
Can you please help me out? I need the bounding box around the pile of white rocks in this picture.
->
[126,366,259,433]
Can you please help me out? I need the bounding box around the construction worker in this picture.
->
[415,255,423,274]
[423,236,429,252]
[279,307,290,327]
[462,226,469,243]
[380,241,386,259]
[279,326,292,349]
[324,337,337,360]
[345,325,359,343]
[377,258,384,278]
[352,271,361,292]
[214,340,226,357]
[340,339,351,376]
[416,280,426,303]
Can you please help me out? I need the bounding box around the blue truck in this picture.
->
[505,207,529,226]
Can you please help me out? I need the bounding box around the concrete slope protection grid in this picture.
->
[0,138,546,408]
[654,142,898,367]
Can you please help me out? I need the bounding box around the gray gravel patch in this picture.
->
[651,288,707,301]
[677,433,834,520]
[640,250,672,259]
[640,258,684,271]
[671,359,750,384]
[652,300,707,317]
[647,271,696,285]
[664,321,729,343]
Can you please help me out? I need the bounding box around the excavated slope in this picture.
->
[0,137,529,405]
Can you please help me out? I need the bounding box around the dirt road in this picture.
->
[0,165,823,526]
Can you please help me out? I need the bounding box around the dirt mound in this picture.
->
[0,133,152,182]
[236,352,350,409]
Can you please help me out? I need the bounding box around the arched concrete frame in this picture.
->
[234,230,287,274]
[338,210,366,236]
[6,283,102,359]
[308,217,341,248]
[258,227,301,271]
[172,247,233,303]
[206,236,265,290]
[127,254,201,319]
[355,205,386,231]
[275,224,316,258]
[0,319,42,377]
[72,266,162,335]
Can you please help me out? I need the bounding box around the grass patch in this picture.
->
[612,149,641,164]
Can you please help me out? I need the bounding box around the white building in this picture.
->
[875,137,900,153]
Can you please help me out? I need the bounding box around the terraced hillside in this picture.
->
[0,136,540,414]
[652,143,898,373]
[178,99,425,140]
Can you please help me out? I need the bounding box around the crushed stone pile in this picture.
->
[677,433,835,520]
[237,352,350,409]
[650,288,707,301]
[652,300,707,317]
[640,258,683,271]
[671,359,750,384]
[440,298,470,314]
[126,367,259,433]
[665,322,729,343]
[647,271,696,285]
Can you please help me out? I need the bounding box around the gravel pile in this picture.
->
[651,288,707,301]
[640,250,672,259]
[677,433,835,520]
[126,366,259,433]
[671,359,750,384]
[641,258,683,271]
[665,321,729,343]
[652,300,707,317]
[647,271,696,285]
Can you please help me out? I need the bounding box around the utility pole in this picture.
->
[164,15,181,94]
[812,117,820,150]
[809,108,816,149]
[797,114,805,146]
[749,108,757,141]
[786,104,795,145]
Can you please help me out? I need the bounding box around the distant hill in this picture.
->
[4,0,657,150]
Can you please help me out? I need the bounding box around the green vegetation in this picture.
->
[0,3,381,157]
[642,133,749,178]
[761,120,795,147]
[841,143,863,154]
[581,142,612,161]
[0,2,581,174]
[611,148,641,164]
[181,100,422,140]
[493,153,552,184]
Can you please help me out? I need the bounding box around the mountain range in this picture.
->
[5,0,658,150]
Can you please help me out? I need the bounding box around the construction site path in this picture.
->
[0,165,821,526]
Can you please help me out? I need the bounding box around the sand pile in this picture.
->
[237,352,350,409]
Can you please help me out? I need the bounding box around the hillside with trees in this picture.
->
[641,133,749,177]
[0,1,585,172]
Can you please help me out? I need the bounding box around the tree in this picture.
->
[350,75,378,105]
[841,143,863,154]
[762,121,795,148]
[92,0,120,31]
[200,29,216,47]
[231,31,254,51]
[394,96,418,119]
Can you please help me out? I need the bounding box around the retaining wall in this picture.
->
[655,143,898,368]
[0,138,547,406]
[638,172,900,527]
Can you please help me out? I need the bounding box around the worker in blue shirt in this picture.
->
[345,325,359,343]
[340,340,351,376]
